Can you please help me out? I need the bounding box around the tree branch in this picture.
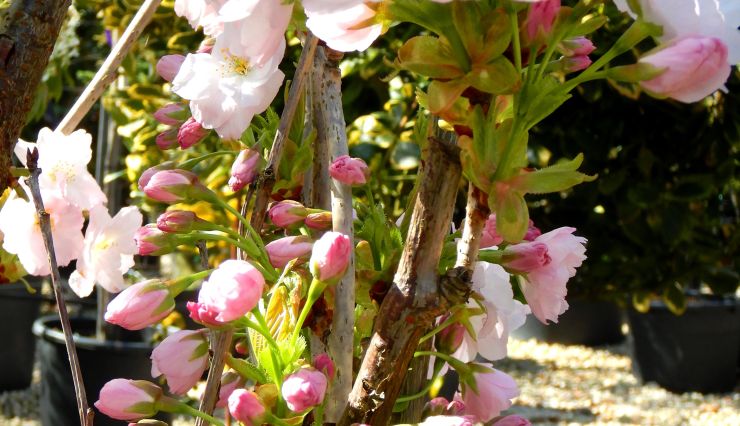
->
[340,137,467,425]
[25,149,92,426]
[455,184,490,270]
[312,45,356,422]
[0,0,71,193]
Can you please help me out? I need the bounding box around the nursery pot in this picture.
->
[33,316,171,426]
[512,298,625,346]
[627,294,740,394]
[0,279,43,390]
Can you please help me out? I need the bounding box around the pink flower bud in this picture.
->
[151,329,209,394]
[269,200,308,228]
[309,231,352,283]
[640,36,731,103]
[281,367,327,412]
[137,163,175,192]
[153,103,189,126]
[563,55,592,73]
[313,353,335,380]
[435,321,465,354]
[157,54,185,82]
[217,371,245,408]
[156,210,201,233]
[493,415,532,426]
[229,149,262,192]
[228,389,265,425]
[423,397,450,417]
[559,37,595,56]
[265,236,314,268]
[135,224,177,256]
[143,169,206,204]
[195,260,265,323]
[94,379,162,421]
[462,368,519,422]
[445,399,465,415]
[421,416,476,426]
[104,279,175,330]
[187,301,220,326]
[329,155,370,185]
[525,0,560,43]
[155,128,179,150]
[523,220,541,241]
[177,117,209,149]
[504,241,551,273]
[305,211,332,230]
[480,214,504,248]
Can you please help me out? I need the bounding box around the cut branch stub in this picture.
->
[340,137,465,425]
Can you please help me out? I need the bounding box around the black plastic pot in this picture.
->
[33,316,171,426]
[627,295,740,394]
[512,299,625,346]
[0,280,43,390]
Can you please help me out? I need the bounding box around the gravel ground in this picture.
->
[2,338,738,425]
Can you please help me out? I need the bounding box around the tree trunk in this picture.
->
[340,137,470,425]
[0,0,71,192]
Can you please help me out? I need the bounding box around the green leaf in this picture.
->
[522,77,572,130]
[491,189,528,243]
[607,63,664,83]
[468,57,520,95]
[568,15,607,37]
[257,347,280,385]
[452,0,484,58]
[480,8,512,60]
[427,79,469,115]
[396,36,463,79]
[510,154,596,194]
[662,282,687,315]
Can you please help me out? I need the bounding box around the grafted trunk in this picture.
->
[340,137,469,425]
[0,0,71,192]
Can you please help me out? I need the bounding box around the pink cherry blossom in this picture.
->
[517,227,587,324]
[640,36,731,103]
[228,389,265,425]
[178,117,209,148]
[480,214,504,248]
[218,0,293,66]
[265,236,314,268]
[461,368,520,422]
[525,0,560,42]
[420,416,476,426]
[104,280,175,330]
[493,415,532,426]
[156,55,186,82]
[0,194,83,276]
[151,329,209,394]
[94,379,162,421]
[171,38,285,140]
[153,103,188,125]
[313,353,336,380]
[452,262,529,362]
[196,259,265,323]
[269,200,308,228]
[156,129,179,150]
[216,371,245,408]
[16,128,106,210]
[174,0,225,37]
[281,367,327,412]
[304,0,383,52]
[309,231,352,283]
[329,155,370,185]
[229,149,262,191]
[69,205,143,297]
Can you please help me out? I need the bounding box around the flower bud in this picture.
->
[229,149,262,192]
[143,169,208,204]
[524,0,560,44]
[435,321,465,354]
[558,37,595,57]
[228,389,266,425]
[151,329,209,394]
[480,214,504,248]
[445,399,466,415]
[265,236,314,268]
[269,200,308,228]
[305,211,332,230]
[492,415,532,426]
[194,260,265,323]
[639,36,731,103]
[422,397,450,418]
[281,367,327,412]
[135,224,178,256]
[313,353,335,380]
[217,370,245,408]
[177,117,209,149]
[104,279,175,330]
[329,155,370,185]
[504,241,550,273]
[153,103,189,126]
[155,129,179,150]
[94,379,162,421]
[309,231,352,283]
[137,163,175,192]
[562,55,592,73]
[156,210,203,233]
[157,54,185,82]
[523,220,541,242]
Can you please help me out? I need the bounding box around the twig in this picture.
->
[455,184,490,270]
[55,0,162,135]
[25,148,92,426]
[312,45,355,422]
[247,32,319,231]
[340,137,465,425]
[195,329,233,426]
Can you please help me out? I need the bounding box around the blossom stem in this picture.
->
[290,278,325,347]
[185,233,278,282]
[395,361,444,403]
[174,401,225,426]
[250,309,281,352]
[418,306,463,344]
[265,413,291,426]
[180,151,235,170]
[509,10,522,73]
[168,269,214,294]
[413,350,470,376]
